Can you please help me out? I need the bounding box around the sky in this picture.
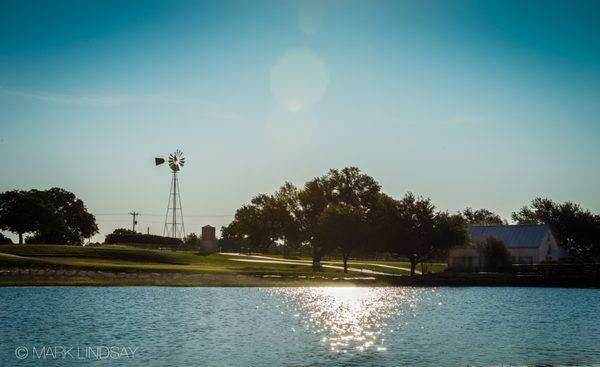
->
[1,0,599,242]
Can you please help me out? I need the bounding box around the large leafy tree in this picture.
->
[396,193,437,276]
[297,167,381,270]
[0,188,98,245]
[222,184,303,255]
[433,211,470,260]
[28,188,98,245]
[0,191,53,244]
[367,193,401,255]
[272,183,302,256]
[297,176,332,269]
[383,193,468,275]
[512,198,600,261]
[316,203,366,273]
[221,203,274,252]
[462,207,504,225]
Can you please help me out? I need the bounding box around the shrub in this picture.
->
[0,233,13,244]
[105,231,183,248]
[478,235,512,272]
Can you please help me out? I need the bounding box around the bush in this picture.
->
[105,231,183,248]
[478,235,512,272]
[0,233,13,244]
[183,233,201,246]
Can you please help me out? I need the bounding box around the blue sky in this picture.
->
[1,0,599,242]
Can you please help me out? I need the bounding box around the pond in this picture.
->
[0,287,598,366]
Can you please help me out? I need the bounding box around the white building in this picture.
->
[449,224,570,271]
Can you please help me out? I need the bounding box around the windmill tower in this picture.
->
[155,150,186,239]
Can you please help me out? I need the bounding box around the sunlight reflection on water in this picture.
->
[2,287,599,366]
[267,287,422,354]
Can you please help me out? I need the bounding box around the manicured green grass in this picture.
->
[0,244,190,264]
[0,245,354,277]
[261,254,446,274]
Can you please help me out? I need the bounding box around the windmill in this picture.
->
[155,149,186,239]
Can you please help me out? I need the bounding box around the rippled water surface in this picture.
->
[0,287,599,366]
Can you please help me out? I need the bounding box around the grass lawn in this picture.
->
[261,254,446,274]
[0,245,361,277]
[0,245,450,286]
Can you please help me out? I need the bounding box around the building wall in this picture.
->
[449,247,483,271]
[450,227,571,271]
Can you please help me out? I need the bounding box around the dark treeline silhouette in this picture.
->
[222,167,600,274]
[104,228,182,247]
[222,167,468,275]
[0,188,98,245]
[512,198,600,262]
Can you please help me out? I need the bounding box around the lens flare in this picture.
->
[270,47,330,112]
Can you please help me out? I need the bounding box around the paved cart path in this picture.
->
[222,253,421,275]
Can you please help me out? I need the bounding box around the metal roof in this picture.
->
[468,224,550,248]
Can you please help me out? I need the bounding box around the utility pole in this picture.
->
[129,211,139,232]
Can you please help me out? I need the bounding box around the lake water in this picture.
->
[0,287,598,366]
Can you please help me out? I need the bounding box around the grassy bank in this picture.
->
[0,244,401,286]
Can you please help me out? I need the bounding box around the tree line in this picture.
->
[0,188,98,245]
[222,167,600,274]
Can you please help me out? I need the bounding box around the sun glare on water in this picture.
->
[269,287,423,354]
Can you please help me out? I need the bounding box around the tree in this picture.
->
[385,193,468,276]
[0,191,52,244]
[0,188,98,245]
[395,193,437,276]
[272,183,302,256]
[110,228,138,236]
[478,236,512,272]
[297,167,381,270]
[316,203,366,273]
[433,211,470,259]
[222,203,274,252]
[297,176,332,270]
[183,232,201,246]
[29,188,98,244]
[327,167,381,211]
[462,207,504,225]
[0,233,13,244]
[512,198,600,262]
[367,193,401,255]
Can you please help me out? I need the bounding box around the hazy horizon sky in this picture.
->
[1,0,599,242]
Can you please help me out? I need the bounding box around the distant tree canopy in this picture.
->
[223,167,469,274]
[0,188,98,245]
[462,207,505,225]
[223,169,600,273]
[105,228,182,247]
[375,193,468,275]
[512,198,600,261]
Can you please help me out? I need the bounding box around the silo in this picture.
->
[201,225,216,241]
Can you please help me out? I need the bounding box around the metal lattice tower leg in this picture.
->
[163,171,185,239]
